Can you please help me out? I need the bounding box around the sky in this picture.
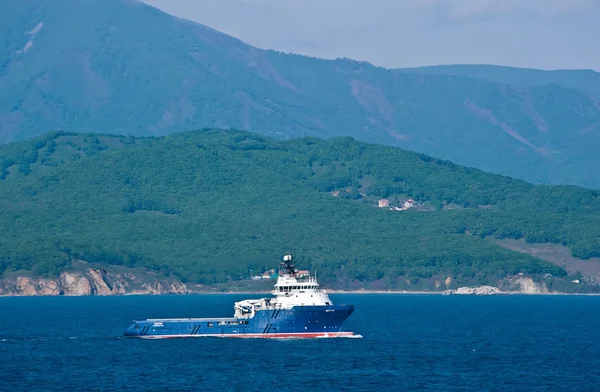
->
[142,0,600,71]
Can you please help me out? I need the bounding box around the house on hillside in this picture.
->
[403,199,415,209]
[378,199,390,208]
[262,269,276,279]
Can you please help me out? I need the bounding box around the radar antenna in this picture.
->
[280,254,297,275]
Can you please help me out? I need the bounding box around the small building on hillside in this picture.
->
[378,199,390,208]
[262,269,276,279]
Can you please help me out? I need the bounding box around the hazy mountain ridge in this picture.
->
[395,64,600,98]
[1,0,600,188]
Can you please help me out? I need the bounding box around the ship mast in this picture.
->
[279,254,297,276]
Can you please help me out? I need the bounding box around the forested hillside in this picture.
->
[2,0,600,188]
[1,129,599,289]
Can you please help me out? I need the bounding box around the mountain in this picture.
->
[1,129,600,291]
[395,64,600,98]
[1,0,600,189]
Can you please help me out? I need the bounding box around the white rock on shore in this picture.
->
[512,277,548,294]
[443,286,504,295]
[443,277,550,295]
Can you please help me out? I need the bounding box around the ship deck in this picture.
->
[142,317,236,322]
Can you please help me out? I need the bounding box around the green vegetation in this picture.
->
[2,0,600,190]
[1,129,599,288]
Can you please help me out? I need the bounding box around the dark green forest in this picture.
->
[1,129,599,288]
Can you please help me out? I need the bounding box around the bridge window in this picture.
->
[240,320,249,325]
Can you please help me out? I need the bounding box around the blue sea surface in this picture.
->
[1,294,599,391]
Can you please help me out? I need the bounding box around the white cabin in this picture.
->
[234,254,334,318]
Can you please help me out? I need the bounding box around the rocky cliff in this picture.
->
[443,277,549,295]
[0,263,200,296]
[510,276,549,294]
[443,286,505,295]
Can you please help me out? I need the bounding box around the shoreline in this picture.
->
[189,290,600,296]
[4,290,600,297]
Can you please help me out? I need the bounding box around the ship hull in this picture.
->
[138,331,357,339]
[124,304,356,338]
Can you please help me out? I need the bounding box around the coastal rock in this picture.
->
[13,276,62,296]
[59,272,92,295]
[443,285,503,295]
[445,277,452,287]
[513,277,548,294]
[133,280,189,295]
[0,263,198,296]
[87,268,129,295]
[443,277,549,295]
[88,269,115,295]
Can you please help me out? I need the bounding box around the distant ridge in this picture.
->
[1,0,600,188]
[395,64,600,97]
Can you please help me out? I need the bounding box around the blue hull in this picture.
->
[124,304,356,338]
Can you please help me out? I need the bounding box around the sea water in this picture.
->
[1,294,599,391]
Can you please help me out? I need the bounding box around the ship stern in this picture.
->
[124,322,142,337]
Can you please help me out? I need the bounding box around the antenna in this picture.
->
[281,254,296,275]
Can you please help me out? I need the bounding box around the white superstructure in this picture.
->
[234,254,333,318]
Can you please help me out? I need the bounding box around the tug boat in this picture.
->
[124,254,359,338]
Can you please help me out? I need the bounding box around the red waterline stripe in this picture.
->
[139,332,357,339]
